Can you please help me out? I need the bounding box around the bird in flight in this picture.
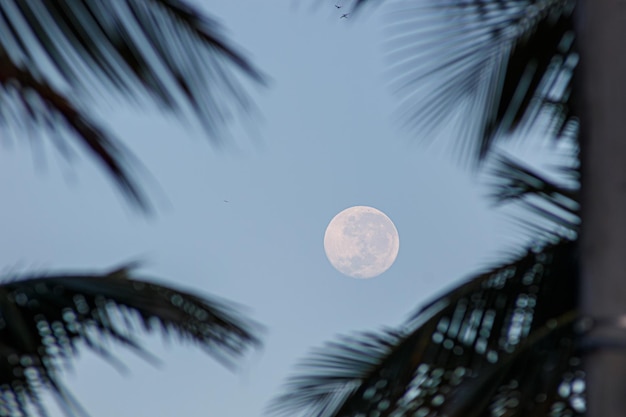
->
[335,4,341,8]
[340,13,349,18]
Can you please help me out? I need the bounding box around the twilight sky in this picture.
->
[0,1,539,416]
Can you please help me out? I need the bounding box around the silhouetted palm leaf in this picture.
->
[0,0,265,210]
[270,240,581,417]
[0,265,261,417]
[489,153,579,241]
[379,0,578,162]
[435,311,584,417]
[268,329,403,417]
[0,49,149,209]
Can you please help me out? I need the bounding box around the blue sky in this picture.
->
[0,1,534,416]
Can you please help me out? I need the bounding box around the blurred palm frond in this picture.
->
[381,0,577,163]
[489,153,579,242]
[270,240,582,417]
[268,329,403,417]
[0,48,149,210]
[0,265,262,417]
[0,0,265,210]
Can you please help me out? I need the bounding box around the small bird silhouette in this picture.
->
[335,4,341,8]
[340,13,349,18]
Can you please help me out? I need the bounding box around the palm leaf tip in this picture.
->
[0,50,151,211]
[132,0,268,136]
[5,0,266,137]
[1,0,268,211]
[383,0,577,163]
[488,153,579,240]
[0,265,262,417]
[268,329,402,417]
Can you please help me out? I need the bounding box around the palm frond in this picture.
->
[437,311,584,417]
[489,153,579,240]
[0,0,265,209]
[0,265,262,417]
[270,240,579,417]
[0,48,149,210]
[382,0,577,163]
[2,0,264,125]
[268,329,403,417]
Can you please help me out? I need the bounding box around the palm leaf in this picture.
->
[0,0,265,209]
[3,0,264,121]
[379,0,577,162]
[270,240,579,417]
[268,329,404,417]
[0,265,262,417]
[489,153,579,241]
[436,311,584,417]
[0,48,149,210]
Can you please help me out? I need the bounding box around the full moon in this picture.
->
[323,206,399,279]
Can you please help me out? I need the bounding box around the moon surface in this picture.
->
[324,206,399,279]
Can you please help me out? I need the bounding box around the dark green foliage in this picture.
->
[268,329,403,417]
[0,54,149,210]
[0,266,261,417]
[382,0,578,162]
[0,0,265,210]
[489,153,579,241]
[271,241,582,417]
